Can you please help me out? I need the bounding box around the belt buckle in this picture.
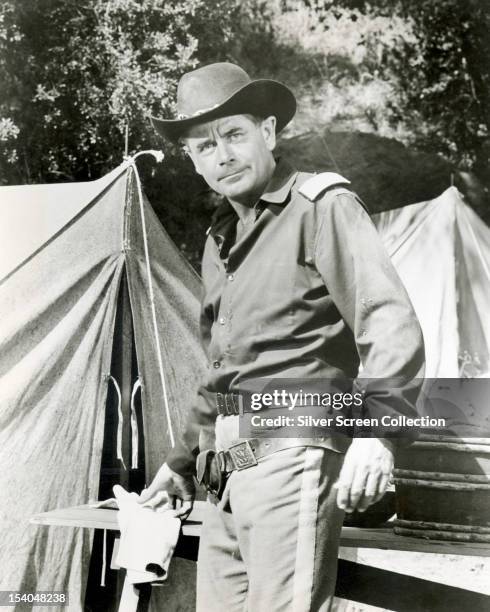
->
[228,440,258,470]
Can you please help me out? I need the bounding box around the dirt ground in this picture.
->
[333,546,490,611]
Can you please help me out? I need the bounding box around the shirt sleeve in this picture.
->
[313,190,425,441]
[165,235,219,476]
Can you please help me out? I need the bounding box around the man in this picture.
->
[139,62,425,611]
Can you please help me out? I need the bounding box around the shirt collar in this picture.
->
[260,158,298,205]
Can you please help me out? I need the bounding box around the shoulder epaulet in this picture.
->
[298,172,351,202]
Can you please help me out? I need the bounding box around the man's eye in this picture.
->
[198,142,215,153]
[228,131,242,141]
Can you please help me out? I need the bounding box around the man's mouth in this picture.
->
[219,169,245,181]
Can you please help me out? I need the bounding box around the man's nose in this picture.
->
[216,138,234,165]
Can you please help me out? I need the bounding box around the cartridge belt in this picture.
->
[214,392,241,416]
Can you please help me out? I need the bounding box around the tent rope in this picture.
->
[130,377,142,469]
[126,150,176,448]
[318,132,342,174]
[100,529,107,587]
[107,374,126,469]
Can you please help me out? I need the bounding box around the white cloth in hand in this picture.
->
[113,485,181,585]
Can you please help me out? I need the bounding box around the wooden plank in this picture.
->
[29,503,207,536]
[335,560,490,611]
[31,506,119,530]
[30,503,490,556]
[339,526,490,556]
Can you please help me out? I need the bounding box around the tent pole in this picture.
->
[124,124,129,159]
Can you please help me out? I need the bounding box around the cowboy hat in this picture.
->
[151,62,296,142]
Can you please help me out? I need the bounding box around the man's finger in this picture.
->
[141,490,167,508]
[174,500,194,520]
[335,479,353,511]
[372,471,391,504]
[356,471,380,512]
[335,457,356,510]
[168,494,178,509]
[337,483,349,510]
[138,480,168,503]
[138,487,153,504]
[346,466,369,512]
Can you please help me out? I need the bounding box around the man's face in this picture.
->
[183,114,277,204]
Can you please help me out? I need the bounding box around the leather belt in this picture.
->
[211,387,355,416]
[218,438,314,472]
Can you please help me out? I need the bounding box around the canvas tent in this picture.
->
[0,155,206,611]
[373,186,490,379]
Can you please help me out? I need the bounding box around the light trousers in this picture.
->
[196,445,345,612]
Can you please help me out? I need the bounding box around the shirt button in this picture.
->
[227,273,234,281]
[213,360,221,369]
[219,317,226,325]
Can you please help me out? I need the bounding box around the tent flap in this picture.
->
[0,172,127,610]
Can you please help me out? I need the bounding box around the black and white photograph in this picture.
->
[0,1,489,611]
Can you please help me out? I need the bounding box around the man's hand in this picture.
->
[335,438,394,513]
[138,462,195,520]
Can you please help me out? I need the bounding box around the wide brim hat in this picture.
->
[151,62,296,143]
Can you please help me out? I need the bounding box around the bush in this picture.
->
[1,0,488,268]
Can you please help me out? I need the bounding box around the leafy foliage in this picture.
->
[300,0,490,174]
[0,0,238,178]
[378,0,489,177]
[0,0,489,268]
[239,0,490,179]
[0,0,241,264]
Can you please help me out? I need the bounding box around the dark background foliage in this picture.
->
[1,0,489,269]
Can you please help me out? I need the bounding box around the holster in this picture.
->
[196,449,229,500]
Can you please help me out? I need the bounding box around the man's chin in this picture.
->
[217,180,253,201]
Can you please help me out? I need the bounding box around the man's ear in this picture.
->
[261,116,277,151]
[184,145,203,176]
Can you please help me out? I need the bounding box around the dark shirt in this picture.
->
[166,159,425,476]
